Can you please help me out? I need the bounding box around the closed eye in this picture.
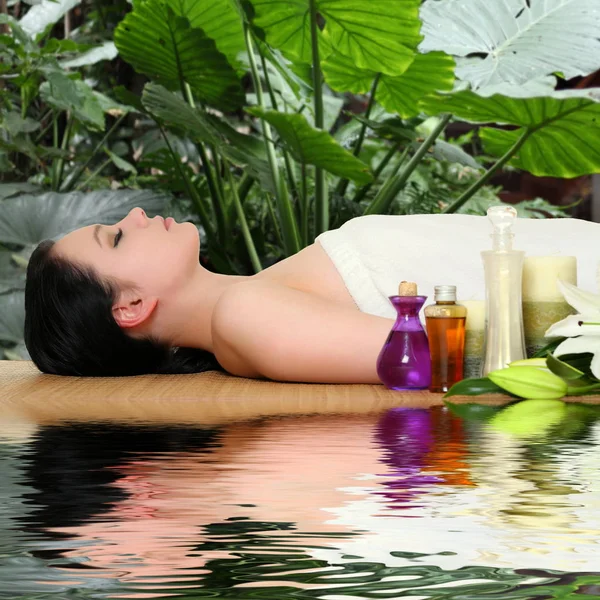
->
[113,228,123,248]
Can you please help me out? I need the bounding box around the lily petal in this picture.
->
[554,336,600,360]
[557,280,600,319]
[545,314,600,338]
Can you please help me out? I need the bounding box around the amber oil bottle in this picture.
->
[424,286,467,393]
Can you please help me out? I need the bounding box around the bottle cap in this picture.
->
[398,281,417,296]
[434,285,456,302]
[488,205,517,251]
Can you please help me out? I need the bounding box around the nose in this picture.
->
[126,207,148,227]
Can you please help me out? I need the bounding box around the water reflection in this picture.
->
[0,407,599,597]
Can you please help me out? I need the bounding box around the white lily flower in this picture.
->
[544,280,600,379]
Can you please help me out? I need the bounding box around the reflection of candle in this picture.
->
[522,256,577,357]
[460,300,485,379]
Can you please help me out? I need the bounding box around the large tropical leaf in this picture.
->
[420,0,600,91]
[0,252,25,294]
[164,0,246,68]
[142,83,273,191]
[0,189,170,247]
[421,88,600,178]
[247,108,373,184]
[250,0,422,76]
[0,293,25,345]
[323,50,455,118]
[114,1,244,110]
[19,0,81,37]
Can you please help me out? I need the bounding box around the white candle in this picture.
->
[522,256,577,302]
[460,300,486,331]
[460,300,486,379]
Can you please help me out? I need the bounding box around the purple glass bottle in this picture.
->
[377,295,432,390]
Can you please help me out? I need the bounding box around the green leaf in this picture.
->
[421,89,600,178]
[350,116,417,143]
[420,0,600,92]
[165,0,246,68]
[0,189,169,247]
[142,84,274,192]
[546,353,586,381]
[1,112,40,136]
[428,140,481,170]
[59,41,118,68]
[444,377,510,398]
[444,401,503,422]
[323,51,455,118]
[247,108,373,184]
[0,292,25,345]
[39,73,105,130]
[251,0,421,75]
[105,149,137,175]
[114,1,243,110]
[0,251,25,294]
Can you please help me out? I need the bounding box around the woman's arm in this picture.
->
[211,280,394,383]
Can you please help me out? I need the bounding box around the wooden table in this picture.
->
[1,360,597,428]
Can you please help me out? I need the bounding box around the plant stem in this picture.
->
[182,83,226,243]
[245,22,300,256]
[309,0,327,235]
[53,112,73,191]
[226,164,262,273]
[442,128,533,214]
[301,163,309,246]
[352,141,403,204]
[259,52,300,202]
[77,157,111,191]
[158,125,217,245]
[335,73,381,199]
[364,113,452,215]
[264,190,285,249]
[61,114,126,192]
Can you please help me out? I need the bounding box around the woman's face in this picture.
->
[54,208,200,297]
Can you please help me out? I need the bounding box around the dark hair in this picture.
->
[24,240,223,376]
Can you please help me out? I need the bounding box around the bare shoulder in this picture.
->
[211,279,393,384]
[211,280,273,378]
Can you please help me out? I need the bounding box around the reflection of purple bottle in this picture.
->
[375,408,440,509]
[376,284,431,390]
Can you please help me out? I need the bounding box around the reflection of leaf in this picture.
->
[0,189,169,246]
[444,401,503,422]
[489,399,567,439]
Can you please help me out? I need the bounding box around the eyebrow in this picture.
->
[93,225,102,248]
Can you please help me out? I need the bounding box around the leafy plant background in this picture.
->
[1,0,599,359]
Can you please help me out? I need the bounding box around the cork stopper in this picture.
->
[398,281,417,296]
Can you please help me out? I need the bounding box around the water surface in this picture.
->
[1,405,600,598]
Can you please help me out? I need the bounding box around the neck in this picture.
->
[152,266,249,352]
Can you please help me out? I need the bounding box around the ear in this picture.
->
[112,292,158,329]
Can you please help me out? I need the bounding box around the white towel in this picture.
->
[316,213,599,319]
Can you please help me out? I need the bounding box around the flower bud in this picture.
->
[488,366,567,399]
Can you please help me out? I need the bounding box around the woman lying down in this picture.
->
[24,208,599,382]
